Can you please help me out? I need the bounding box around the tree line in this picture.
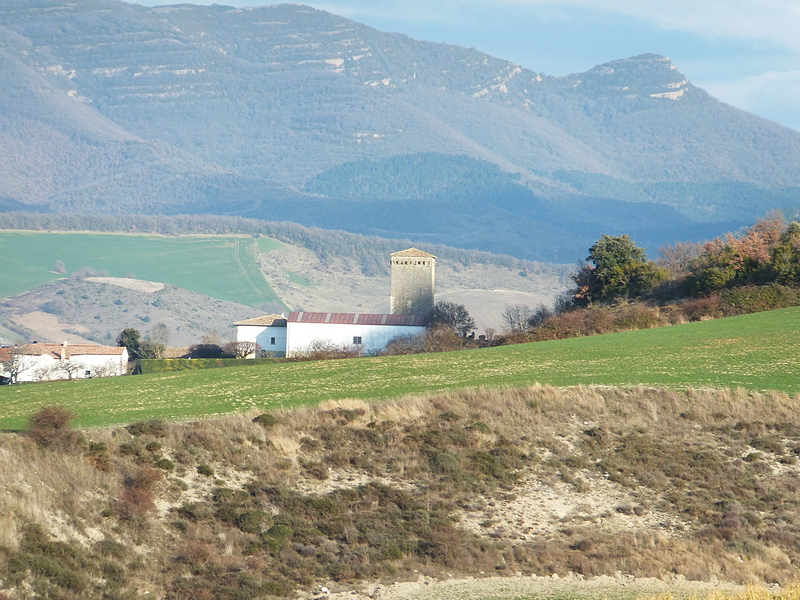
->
[495,214,800,344]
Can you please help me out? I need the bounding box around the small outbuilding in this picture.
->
[233,314,288,357]
[0,342,129,383]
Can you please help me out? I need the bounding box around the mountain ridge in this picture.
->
[1,1,799,261]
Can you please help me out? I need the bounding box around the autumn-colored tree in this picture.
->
[689,216,786,293]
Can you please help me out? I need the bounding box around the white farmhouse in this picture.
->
[285,311,426,357]
[234,248,436,358]
[233,314,288,357]
[0,342,129,383]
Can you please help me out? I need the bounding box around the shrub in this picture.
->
[679,295,722,321]
[27,405,79,452]
[253,413,279,428]
[612,304,664,330]
[288,338,362,361]
[126,465,162,491]
[235,510,267,534]
[95,539,128,560]
[384,333,426,355]
[265,524,292,541]
[188,343,227,359]
[197,464,215,477]
[154,457,175,471]
[118,442,139,455]
[720,284,800,315]
[126,419,167,437]
[116,486,156,520]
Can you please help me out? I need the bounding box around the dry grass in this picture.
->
[645,586,800,600]
[5,385,800,598]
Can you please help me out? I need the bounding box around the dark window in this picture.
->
[353,336,362,345]
[270,337,276,345]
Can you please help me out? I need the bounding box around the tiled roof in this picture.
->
[287,312,427,327]
[14,343,126,359]
[234,314,288,327]
[390,247,436,259]
[162,347,192,359]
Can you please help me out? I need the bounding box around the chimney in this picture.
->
[62,341,68,360]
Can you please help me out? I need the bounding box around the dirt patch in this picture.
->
[11,311,95,344]
[456,471,685,542]
[85,276,165,293]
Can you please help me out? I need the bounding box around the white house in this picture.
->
[233,314,288,357]
[0,342,129,383]
[284,311,426,357]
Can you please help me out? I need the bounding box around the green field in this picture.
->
[0,230,285,307]
[1,307,798,431]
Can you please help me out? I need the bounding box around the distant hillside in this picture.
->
[0,215,568,343]
[2,2,799,260]
[0,276,262,346]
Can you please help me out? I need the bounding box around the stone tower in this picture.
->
[390,248,436,315]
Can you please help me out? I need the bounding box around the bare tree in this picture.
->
[32,364,59,382]
[553,293,575,315]
[224,341,260,359]
[145,322,171,359]
[57,359,87,381]
[93,359,123,378]
[428,301,476,338]
[657,241,704,277]
[291,338,361,361]
[528,304,555,328]
[1,346,37,384]
[201,331,223,346]
[502,304,534,332]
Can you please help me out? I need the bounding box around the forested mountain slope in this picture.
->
[1,1,799,260]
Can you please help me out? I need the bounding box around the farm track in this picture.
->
[233,237,271,304]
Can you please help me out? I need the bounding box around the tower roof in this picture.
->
[390,247,436,259]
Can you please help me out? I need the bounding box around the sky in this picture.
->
[136,0,800,132]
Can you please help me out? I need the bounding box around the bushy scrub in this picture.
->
[27,405,79,452]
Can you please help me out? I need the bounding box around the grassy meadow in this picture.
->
[0,230,284,307]
[1,307,798,431]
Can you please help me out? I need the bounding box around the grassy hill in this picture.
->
[2,307,797,431]
[0,230,282,307]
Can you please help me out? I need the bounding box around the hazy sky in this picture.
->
[136,0,800,132]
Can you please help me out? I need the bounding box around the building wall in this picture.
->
[236,325,287,357]
[390,256,435,315]
[286,322,425,357]
[15,353,127,383]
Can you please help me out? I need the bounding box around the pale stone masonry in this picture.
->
[389,248,436,316]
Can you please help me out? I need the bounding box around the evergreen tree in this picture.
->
[574,234,665,304]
